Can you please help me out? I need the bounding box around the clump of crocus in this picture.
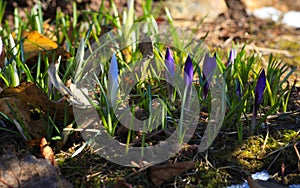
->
[202,53,217,99]
[108,53,119,107]
[183,55,193,109]
[164,47,175,102]
[251,69,266,133]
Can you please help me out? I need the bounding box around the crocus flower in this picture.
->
[202,53,216,99]
[227,49,237,68]
[108,53,119,107]
[165,47,175,103]
[165,47,175,81]
[183,55,193,109]
[0,37,3,57]
[251,69,266,133]
[0,37,4,69]
[235,78,242,100]
[184,55,193,86]
[254,70,266,111]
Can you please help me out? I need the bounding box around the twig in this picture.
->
[262,124,269,151]
[267,151,281,171]
[0,171,14,188]
[204,150,215,169]
[294,141,300,161]
[245,44,293,57]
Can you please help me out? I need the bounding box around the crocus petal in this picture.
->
[165,47,175,103]
[183,55,193,109]
[235,78,242,100]
[202,53,216,84]
[108,53,119,106]
[165,47,175,80]
[0,37,5,69]
[201,54,216,99]
[227,49,237,68]
[255,69,266,110]
[184,55,193,86]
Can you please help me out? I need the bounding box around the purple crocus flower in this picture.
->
[183,55,193,109]
[235,78,242,100]
[0,37,3,56]
[251,69,266,133]
[184,55,193,86]
[108,53,119,107]
[165,47,175,80]
[254,69,266,111]
[165,47,175,103]
[227,49,237,68]
[202,53,216,99]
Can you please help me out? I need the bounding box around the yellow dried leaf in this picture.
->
[22,30,58,60]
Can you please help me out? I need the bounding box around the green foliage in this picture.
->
[0,0,295,154]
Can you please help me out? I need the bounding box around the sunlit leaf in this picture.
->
[74,38,85,83]
[22,30,58,60]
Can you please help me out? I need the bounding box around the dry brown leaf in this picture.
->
[247,176,288,188]
[150,161,195,187]
[0,97,46,139]
[0,82,73,125]
[40,138,55,165]
[0,82,73,141]
[40,137,61,175]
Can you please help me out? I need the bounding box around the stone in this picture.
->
[241,0,300,12]
[163,0,228,22]
[0,152,72,188]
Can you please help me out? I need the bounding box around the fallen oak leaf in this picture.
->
[150,161,195,187]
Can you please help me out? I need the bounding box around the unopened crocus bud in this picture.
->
[183,55,193,109]
[202,53,216,99]
[108,53,119,107]
[251,69,266,133]
[227,49,237,68]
